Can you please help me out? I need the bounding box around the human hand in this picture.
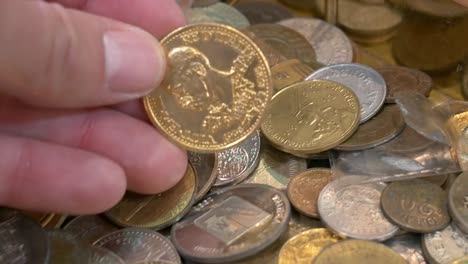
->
[0,0,188,215]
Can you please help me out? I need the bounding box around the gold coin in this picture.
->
[144,24,272,152]
[452,255,468,264]
[313,240,407,264]
[278,228,341,264]
[261,80,360,155]
[104,165,196,230]
[271,59,315,94]
[43,214,68,229]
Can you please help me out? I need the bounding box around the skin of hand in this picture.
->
[0,0,188,215]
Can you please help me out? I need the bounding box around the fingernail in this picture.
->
[103,29,165,96]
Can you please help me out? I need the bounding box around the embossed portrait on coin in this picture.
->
[164,46,259,142]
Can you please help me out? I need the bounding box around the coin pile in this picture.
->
[2,0,468,263]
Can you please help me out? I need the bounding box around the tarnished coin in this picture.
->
[171,184,290,263]
[63,215,118,245]
[387,0,468,18]
[448,172,468,234]
[287,168,332,218]
[385,234,427,264]
[385,125,438,153]
[187,3,250,29]
[317,176,399,241]
[306,63,387,123]
[313,240,407,264]
[213,130,260,187]
[244,142,308,189]
[278,228,342,264]
[105,165,196,230]
[336,104,405,150]
[278,18,353,65]
[271,59,315,94]
[278,0,315,10]
[94,228,181,264]
[0,210,49,264]
[424,174,449,186]
[262,80,360,155]
[144,24,271,152]
[189,152,217,202]
[381,180,450,233]
[248,23,317,67]
[376,66,432,103]
[423,223,468,264]
[234,2,292,24]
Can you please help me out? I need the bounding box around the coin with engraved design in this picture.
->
[171,184,290,263]
[317,176,399,241]
[144,24,271,152]
[93,228,181,264]
[422,223,468,264]
[63,215,118,245]
[234,2,292,24]
[384,234,427,264]
[306,63,387,123]
[189,152,217,202]
[448,172,468,234]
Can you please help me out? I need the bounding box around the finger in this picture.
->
[47,0,186,38]
[0,99,187,194]
[0,133,126,214]
[0,0,165,108]
[111,100,149,121]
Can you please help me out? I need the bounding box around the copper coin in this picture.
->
[376,66,432,103]
[240,29,288,67]
[287,168,332,218]
[63,215,118,245]
[381,179,451,233]
[188,152,217,202]
[234,2,292,24]
[104,165,197,230]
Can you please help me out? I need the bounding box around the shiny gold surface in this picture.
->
[144,24,271,152]
[271,59,315,94]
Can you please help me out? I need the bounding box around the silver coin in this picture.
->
[305,63,387,123]
[171,184,291,263]
[279,18,353,65]
[213,131,261,187]
[187,3,250,29]
[317,176,399,241]
[63,215,118,245]
[448,172,468,234]
[0,209,49,264]
[423,223,468,264]
[385,234,427,264]
[189,152,217,202]
[93,228,181,264]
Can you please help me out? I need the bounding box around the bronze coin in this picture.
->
[240,29,288,67]
[63,215,118,245]
[270,59,314,94]
[376,65,432,103]
[234,2,293,24]
[286,168,332,218]
[188,152,217,202]
[381,179,451,233]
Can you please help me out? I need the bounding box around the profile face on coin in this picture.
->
[171,184,290,263]
[448,172,468,234]
[144,24,271,152]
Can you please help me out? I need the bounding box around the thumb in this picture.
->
[0,0,166,108]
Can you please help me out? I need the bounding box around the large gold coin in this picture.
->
[104,165,196,230]
[144,24,272,152]
[261,80,360,155]
[313,240,407,264]
[278,228,341,264]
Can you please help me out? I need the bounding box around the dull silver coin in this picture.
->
[171,184,290,263]
[448,172,468,234]
[422,223,468,264]
[385,234,427,264]
[306,63,387,123]
[278,18,353,65]
[93,228,181,264]
[63,215,118,245]
[189,152,217,202]
[317,176,399,241]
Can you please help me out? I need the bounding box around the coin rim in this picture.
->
[448,172,468,234]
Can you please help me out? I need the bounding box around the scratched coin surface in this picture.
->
[306,63,387,123]
[234,1,292,24]
[244,142,308,189]
[381,179,450,233]
[213,130,260,187]
[278,228,341,264]
[144,24,271,152]
[279,18,353,65]
[248,23,317,67]
[376,66,432,103]
[336,104,405,151]
[317,176,399,241]
[187,3,250,29]
[448,172,468,234]
[423,223,468,264]
[261,80,360,155]
[104,165,196,230]
[287,168,332,218]
[171,184,290,263]
[384,234,427,264]
[313,240,407,264]
[63,215,118,245]
[94,228,181,264]
[189,152,217,202]
[0,209,49,264]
